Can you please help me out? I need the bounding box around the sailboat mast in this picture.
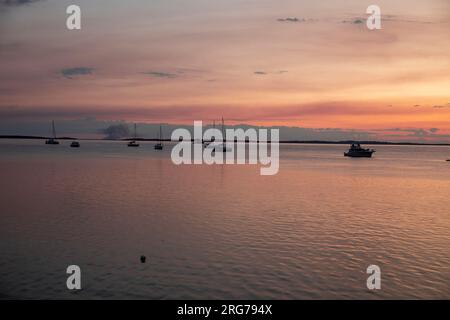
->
[52,120,56,139]
[221,117,225,143]
[159,125,162,142]
[134,123,137,139]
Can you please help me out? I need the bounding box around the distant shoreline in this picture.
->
[1,135,449,146]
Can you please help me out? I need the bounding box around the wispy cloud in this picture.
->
[142,68,204,79]
[433,105,449,109]
[341,18,365,24]
[277,17,307,23]
[61,67,94,79]
[411,103,450,109]
[433,103,450,109]
[142,71,177,79]
[342,14,438,26]
[254,70,288,76]
[382,14,437,24]
[0,0,43,6]
[380,127,438,135]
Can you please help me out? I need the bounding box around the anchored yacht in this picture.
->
[127,123,140,147]
[45,120,59,145]
[344,143,375,158]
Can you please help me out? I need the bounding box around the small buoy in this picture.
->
[140,255,146,263]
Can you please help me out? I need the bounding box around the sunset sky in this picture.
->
[0,0,449,142]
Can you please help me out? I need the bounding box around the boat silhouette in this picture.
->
[45,120,59,145]
[212,117,231,152]
[203,120,215,147]
[344,143,375,158]
[127,123,140,147]
[154,125,163,150]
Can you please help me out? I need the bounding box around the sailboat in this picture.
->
[213,117,231,152]
[45,120,60,145]
[127,123,140,147]
[203,120,215,147]
[154,125,163,150]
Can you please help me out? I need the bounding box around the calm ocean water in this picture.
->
[0,139,449,299]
